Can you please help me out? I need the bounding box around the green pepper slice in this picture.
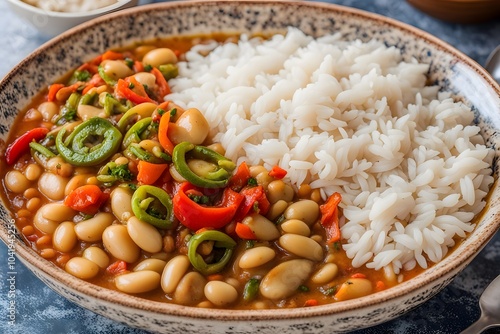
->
[29,142,56,159]
[55,117,122,166]
[98,65,117,86]
[122,117,153,148]
[127,143,171,163]
[131,185,173,229]
[187,230,236,275]
[243,278,260,301]
[173,142,236,188]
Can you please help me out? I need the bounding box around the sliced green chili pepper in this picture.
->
[243,278,260,301]
[173,142,236,188]
[102,93,131,116]
[117,102,157,132]
[29,142,56,158]
[56,92,80,125]
[128,143,169,163]
[122,117,153,148]
[98,65,117,86]
[97,161,134,185]
[131,185,173,229]
[69,69,91,84]
[55,117,122,166]
[187,230,236,275]
[80,91,98,106]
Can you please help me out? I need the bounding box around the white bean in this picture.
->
[266,200,288,221]
[133,258,167,274]
[52,221,77,252]
[239,246,275,269]
[34,203,75,234]
[266,180,294,204]
[279,234,323,261]
[280,219,311,236]
[102,225,140,263]
[38,172,69,201]
[133,72,156,88]
[38,101,59,122]
[4,171,30,193]
[161,255,191,294]
[127,216,163,253]
[142,48,178,67]
[77,104,104,121]
[204,281,238,306]
[115,270,161,294]
[241,213,280,241]
[284,200,320,226]
[168,108,209,145]
[82,246,110,269]
[24,164,43,181]
[110,187,133,222]
[65,174,94,196]
[260,259,314,300]
[101,60,134,80]
[335,278,373,301]
[65,257,99,280]
[311,263,339,284]
[174,271,207,306]
[74,212,114,242]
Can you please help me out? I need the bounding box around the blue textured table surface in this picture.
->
[1,1,499,333]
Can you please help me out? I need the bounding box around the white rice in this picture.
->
[167,28,494,274]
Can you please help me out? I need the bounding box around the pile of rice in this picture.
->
[167,28,494,275]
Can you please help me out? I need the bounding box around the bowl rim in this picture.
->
[5,0,136,18]
[1,0,500,323]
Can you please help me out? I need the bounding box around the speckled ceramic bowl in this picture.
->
[1,1,499,333]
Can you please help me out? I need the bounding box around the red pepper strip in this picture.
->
[234,185,270,221]
[137,160,168,185]
[81,73,106,95]
[151,67,171,99]
[115,77,156,105]
[304,299,319,307]
[269,165,287,179]
[106,260,128,275]
[90,54,103,66]
[76,62,98,74]
[351,273,366,279]
[375,281,386,291]
[235,222,256,240]
[47,83,65,102]
[133,60,144,73]
[5,127,49,165]
[173,182,244,231]
[320,192,342,244]
[101,50,124,61]
[64,184,109,215]
[158,103,175,155]
[227,161,251,191]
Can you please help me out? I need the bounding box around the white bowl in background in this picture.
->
[6,0,139,37]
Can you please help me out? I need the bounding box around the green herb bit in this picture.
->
[188,194,210,205]
[169,108,177,117]
[245,240,255,249]
[144,64,153,72]
[247,177,258,187]
[124,58,134,68]
[298,285,310,292]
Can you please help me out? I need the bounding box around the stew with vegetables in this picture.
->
[0,35,426,310]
